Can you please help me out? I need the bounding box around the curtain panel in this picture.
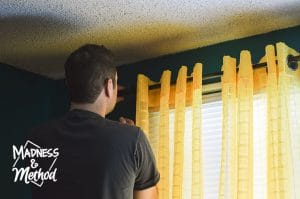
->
[135,42,300,199]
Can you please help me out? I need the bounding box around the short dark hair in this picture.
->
[64,44,116,103]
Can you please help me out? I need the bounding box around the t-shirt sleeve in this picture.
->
[134,128,160,190]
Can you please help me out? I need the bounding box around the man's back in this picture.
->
[28,109,159,199]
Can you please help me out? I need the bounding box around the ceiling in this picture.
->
[1,0,300,79]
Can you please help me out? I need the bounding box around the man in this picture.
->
[27,44,160,199]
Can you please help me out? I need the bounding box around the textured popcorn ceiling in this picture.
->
[1,0,300,79]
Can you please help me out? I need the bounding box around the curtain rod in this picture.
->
[117,55,300,98]
[148,54,300,90]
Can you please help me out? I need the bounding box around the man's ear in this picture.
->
[104,78,113,98]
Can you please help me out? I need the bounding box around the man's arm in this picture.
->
[120,120,159,199]
[133,129,160,198]
[133,186,158,199]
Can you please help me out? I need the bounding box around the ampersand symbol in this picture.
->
[30,159,38,169]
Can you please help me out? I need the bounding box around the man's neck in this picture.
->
[70,102,106,118]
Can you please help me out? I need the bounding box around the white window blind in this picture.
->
[149,91,280,199]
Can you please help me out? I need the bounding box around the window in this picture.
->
[149,84,270,199]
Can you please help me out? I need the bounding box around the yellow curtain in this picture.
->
[219,42,300,199]
[136,64,204,199]
[136,42,299,199]
[219,56,237,199]
[191,63,203,199]
[275,42,300,199]
[236,50,254,199]
[158,70,171,199]
[172,66,187,199]
[136,74,150,137]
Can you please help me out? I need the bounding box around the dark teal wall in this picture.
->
[0,63,68,199]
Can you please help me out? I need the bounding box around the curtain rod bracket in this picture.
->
[287,54,299,71]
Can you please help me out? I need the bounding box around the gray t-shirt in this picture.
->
[27,109,160,199]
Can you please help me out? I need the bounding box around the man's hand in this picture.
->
[119,117,135,126]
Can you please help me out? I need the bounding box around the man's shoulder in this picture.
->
[103,118,142,138]
[27,114,143,146]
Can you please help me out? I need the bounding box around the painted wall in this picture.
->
[0,64,68,199]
